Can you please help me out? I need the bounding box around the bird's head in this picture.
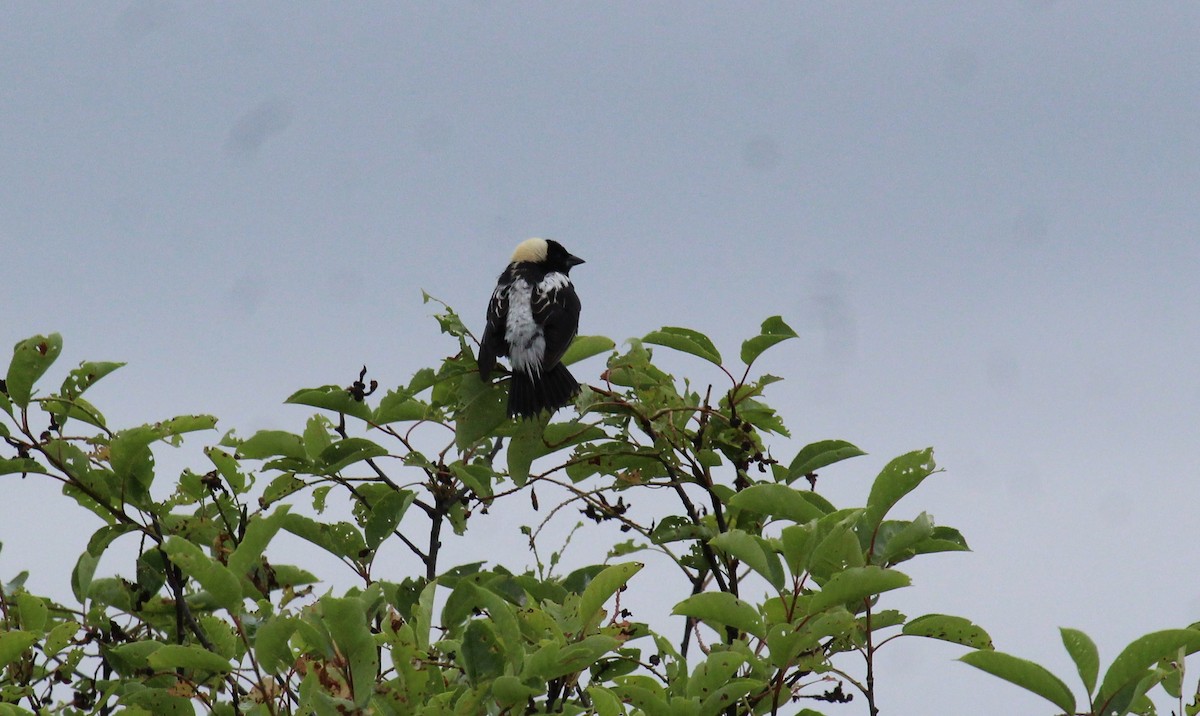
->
[511,238,585,274]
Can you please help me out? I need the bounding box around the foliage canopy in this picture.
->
[1,300,1197,715]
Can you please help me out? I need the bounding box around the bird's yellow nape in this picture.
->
[510,237,549,263]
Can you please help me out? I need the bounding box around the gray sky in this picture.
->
[3,3,1199,713]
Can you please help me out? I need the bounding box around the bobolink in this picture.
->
[478,238,585,419]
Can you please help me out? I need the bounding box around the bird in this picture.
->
[478,238,585,419]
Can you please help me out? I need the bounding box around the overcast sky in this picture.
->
[3,3,1199,713]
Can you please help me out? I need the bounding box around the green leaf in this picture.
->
[105,640,164,675]
[465,583,524,672]
[121,686,195,715]
[41,360,127,429]
[809,566,910,612]
[732,396,789,436]
[204,446,247,493]
[609,677,671,716]
[786,440,866,483]
[0,630,36,667]
[15,593,48,633]
[456,372,508,449]
[643,326,722,366]
[699,678,764,716]
[6,334,63,409]
[508,420,605,486]
[673,592,765,639]
[373,389,430,424]
[113,417,220,500]
[524,635,621,682]
[59,360,124,400]
[281,514,366,561]
[71,552,99,605]
[587,686,624,716]
[903,614,992,649]
[40,395,109,430]
[864,448,937,527]
[407,366,437,395]
[1060,627,1099,697]
[316,437,387,474]
[1097,630,1200,706]
[872,513,934,565]
[780,524,815,576]
[109,426,162,491]
[147,644,233,673]
[562,335,616,366]
[227,507,290,577]
[301,416,333,460]
[71,524,136,603]
[238,430,307,460]
[321,597,378,706]
[135,550,168,602]
[807,516,866,584]
[261,473,304,506]
[44,620,78,657]
[728,484,828,524]
[0,458,46,476]
[255,616,299,675]
[87,578,133,611]
[687,652,745,700]
[161,537,243,611]
[504,419,542,486]
[364,490,414,550]
[450,462,494,499]
[491,675,540,708]
[462,619,505,685]
[286,385,374,422]
[579,562,643,633]
[740,316,798,366]
[424,291,471,338]
[710,530,785,591]
[959,650,1074,714]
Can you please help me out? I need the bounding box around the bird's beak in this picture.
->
[568,254,585,267]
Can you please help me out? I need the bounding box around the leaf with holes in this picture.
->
[6,334,63,409]
[864,448,936,528]
[903,614,992,649]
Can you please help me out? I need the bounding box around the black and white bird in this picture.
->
[478,238,585,419]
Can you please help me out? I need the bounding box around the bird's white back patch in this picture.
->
[504,279,545,376]
[538,272,571,294]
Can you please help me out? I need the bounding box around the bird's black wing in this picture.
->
[532,276,581,370]
[477,270,513,381]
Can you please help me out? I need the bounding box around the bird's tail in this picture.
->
[508,363,580,419]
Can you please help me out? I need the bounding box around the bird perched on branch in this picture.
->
[478,238,585,419]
